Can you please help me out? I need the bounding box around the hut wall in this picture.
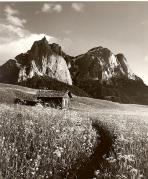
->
[37,97,63,108]
[62,97,69,109]
[14,98,37,106]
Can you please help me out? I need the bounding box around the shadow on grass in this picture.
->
[63,120,118,179]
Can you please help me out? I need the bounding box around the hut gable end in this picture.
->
[14,89,72,109]
[37,90,71,98]
[36,90,72,109]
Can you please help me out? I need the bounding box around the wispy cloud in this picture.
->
[0,5,57,64]
[0,24,28,42]
[53,4,63,13]
[4,5,18,15]
[0,22,56,64]
[6,15,26,28]
[4,5,26,27]
[40,3,62,14]
[71,3,85,12]
[0,4,71,64]
[0,31,55,64]
[41,3,52,13]
[63,30,72,35]
[144,55,148,62]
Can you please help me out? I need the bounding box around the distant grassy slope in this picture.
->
[75,78,148,105]
[0,84,148,178]
[70,96,122,111]
[0,83,37,93]
[0,82,148,115]
[0,83,37,104]
[19,76,89,97]
[70,96,148,115]
[0,82,89,105]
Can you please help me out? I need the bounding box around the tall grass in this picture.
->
[0,104,97,178]
[0,89,15,104]
[0,96,148,179]
[90,113,148,179]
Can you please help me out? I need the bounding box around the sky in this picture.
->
[0,2,148,85]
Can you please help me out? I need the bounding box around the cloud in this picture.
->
[0,4,70,64]
[40,3,62,13]
[71,3,85,12]
[0,24,28,44]
[0,5,57,64]
[53,4,63,13]
[0,23,71,65]
[4,5,18,15]
[0,26,56,64]
[4,5,26,27]
[63,30,72,35]
[144,55,148,62]
[41,3,52,13]
[6,15,26,27]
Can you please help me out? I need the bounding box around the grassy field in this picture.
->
[0,84,148,178]
[70,96,148,178]
[0,83,37,104]
[0,104,97,178]
[0,83,38,93]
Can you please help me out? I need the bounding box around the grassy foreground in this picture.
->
[0,90,148,178]
[0,104,97,178]
[71,97,148,179]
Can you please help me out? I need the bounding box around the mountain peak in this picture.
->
[31,36,49,52]
[10,37,73,85]
[0,36,147,104]
[50,43,62,55]
[42,36,47,41]
[40,36,49,45]
[72,46,142,83]
[88,46,104,52]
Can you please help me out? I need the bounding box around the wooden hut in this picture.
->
[36,90,72,109]
[14,93,38,106]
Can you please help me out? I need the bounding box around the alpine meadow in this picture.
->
[0,1,148,179]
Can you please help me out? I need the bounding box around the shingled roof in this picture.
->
[14,90,37,101]
[37,90,72,98]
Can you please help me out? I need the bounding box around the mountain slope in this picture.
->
[0,37,72,85]
[70,47,142,84]
[0,37,148,104]
[0,59,20,84]
[69,46,148,104]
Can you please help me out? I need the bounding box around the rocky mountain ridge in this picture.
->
[0,36,147,104]
[70,46,142,84]
[0,37,72,85]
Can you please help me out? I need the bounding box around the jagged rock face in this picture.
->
[115,54,141,81]
[15,37,72,85]
[0,59,20,83]
[0,37,143,88]
[71,47,142,84]
[0,37,147,104]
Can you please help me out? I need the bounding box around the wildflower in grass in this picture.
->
[0,104,97,178]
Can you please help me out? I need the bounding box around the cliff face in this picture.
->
[0,37,72,85]
[68,47,147,103]
[0,59,20,84]
[0,36,147,104]
[70,47,142,84]
[0,37,142,86]
[16,37,72,85]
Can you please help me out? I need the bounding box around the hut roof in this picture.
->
[37,90,72,98]
[14,90,37,101]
